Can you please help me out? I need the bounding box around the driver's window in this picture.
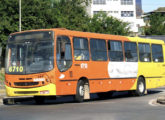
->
[56,36,72,72]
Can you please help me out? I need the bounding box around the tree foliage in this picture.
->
[144,13,165,35]
[50,0,90,31]
[0,0,130,50]
[0,0,19,48]
[88,12,130,35]
[154,7,165,12]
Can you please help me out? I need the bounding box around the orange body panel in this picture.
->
[53,29,135,95]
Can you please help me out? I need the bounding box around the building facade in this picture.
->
[136,0,142,18]
[87,0,145,34]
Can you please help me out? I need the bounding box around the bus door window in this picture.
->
[73,37,89,61]
[138,43,151,62]
[56,36,72,72]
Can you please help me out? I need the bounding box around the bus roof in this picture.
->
[10,28,165,44]
[127,36,165,44]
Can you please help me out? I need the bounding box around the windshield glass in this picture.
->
[5,31,54,74]
[6,44,26,74]
[26,41,54,74]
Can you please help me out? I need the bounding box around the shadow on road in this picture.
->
[3,89,163,106]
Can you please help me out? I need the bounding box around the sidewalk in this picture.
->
[0,89,6,104]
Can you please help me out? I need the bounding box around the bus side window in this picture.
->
[108,40,123,61]
[73,37,89,61]
[90,39,107,61]
[152,44,164,62]
[56,36,72,72]
[138,43,151,62]
[124,42,138,62]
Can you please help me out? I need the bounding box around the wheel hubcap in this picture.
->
[79,85,84,96]
[139,81,144,93]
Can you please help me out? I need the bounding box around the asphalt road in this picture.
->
[0,88,165,120]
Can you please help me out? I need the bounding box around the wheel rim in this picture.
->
[139,81,144,93]
[79,85,84,97]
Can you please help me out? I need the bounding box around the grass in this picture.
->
[0,72,4,82]
[0,68,5,82]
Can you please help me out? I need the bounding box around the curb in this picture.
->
[0,97,3,105]
[2,96,34,105]
[0,96,5,105]
[157,96,165,105]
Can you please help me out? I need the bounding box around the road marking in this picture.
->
[78,101,115,105]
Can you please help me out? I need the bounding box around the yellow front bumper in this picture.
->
[5,83,56,97]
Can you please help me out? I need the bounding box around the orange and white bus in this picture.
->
[5,28,165,103]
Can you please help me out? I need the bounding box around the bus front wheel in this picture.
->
[75,80,85,102]
[136,77,146,96]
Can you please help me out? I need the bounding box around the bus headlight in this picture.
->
[33,78,45,82]
[40,90,49,94]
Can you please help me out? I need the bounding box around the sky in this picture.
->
[142,0,165,13]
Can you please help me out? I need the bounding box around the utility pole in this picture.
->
[19,0,21,32]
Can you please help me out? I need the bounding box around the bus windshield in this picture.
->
[5,31,54,74]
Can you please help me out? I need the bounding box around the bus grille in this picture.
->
[14,82,39,86]
[14,91,38,94]
[19,78,32,80]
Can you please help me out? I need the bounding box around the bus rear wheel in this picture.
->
[75,80,85,102]
[135,77,146,96]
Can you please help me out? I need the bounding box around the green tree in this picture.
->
[145,13,165,35]
[0,0,130,50]
[88,12,130,35]
[0,0,19,48]
[21,0,52,30]
[0,0,91,48]
[50,0,90,31]
[0,0,52,48]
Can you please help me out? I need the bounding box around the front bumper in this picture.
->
[5,83,56,97]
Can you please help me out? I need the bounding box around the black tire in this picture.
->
[34,96,45,104]
[135,77,146,96]
[97,91,113,99]
[75,80,85,102]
